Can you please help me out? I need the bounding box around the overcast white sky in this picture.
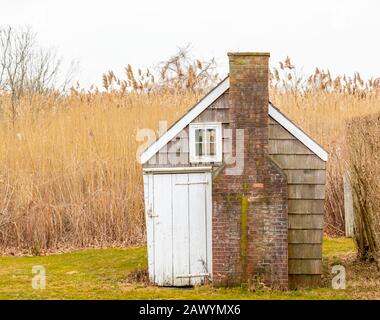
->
[1,0,379,88]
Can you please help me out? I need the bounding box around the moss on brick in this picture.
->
[240,193,248,283]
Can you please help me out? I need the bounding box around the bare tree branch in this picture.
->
[0,25,76,121]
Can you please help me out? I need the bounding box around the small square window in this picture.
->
[189,123,222,163]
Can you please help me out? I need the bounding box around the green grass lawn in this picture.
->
[0,237,374,300]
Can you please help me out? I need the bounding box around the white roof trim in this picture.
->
[140,77,328,164]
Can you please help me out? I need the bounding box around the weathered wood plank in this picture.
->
[269,124,296,140]
[289,275,321,289]
[284,170,326,184]
[289,259,322,274]
[156,152,168,166]
[167,138,189,155]
[269,116,277,125]
[289,215,324,229]
[288,185,326,200]
[288,244,322,259]
[271,154,326,170]
[269,139,314,155]
[194,108,230,123]
[209,92,229,109]
[289,230,323,244]
[288,199,325,214]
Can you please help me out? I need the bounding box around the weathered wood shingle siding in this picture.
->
[144,92,230,168]
[269,117,325,289]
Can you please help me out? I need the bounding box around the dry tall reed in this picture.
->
[347,114,380,265]
[0,89,199,253]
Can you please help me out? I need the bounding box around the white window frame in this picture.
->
[189,122,222,163]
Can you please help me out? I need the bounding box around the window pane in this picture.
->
[195,142,203,156]
[206,129,216,156]
[195,129,203,143]
[209,142,216,156]
[207,129,216,143]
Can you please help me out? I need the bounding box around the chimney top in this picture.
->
[227,52,270,57]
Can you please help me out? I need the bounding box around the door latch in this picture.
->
[148,208,159,218]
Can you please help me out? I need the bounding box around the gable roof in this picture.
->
[140,77,328,164]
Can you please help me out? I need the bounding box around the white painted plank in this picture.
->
[172,174,190,286]
[153,174,174,286]
[144,174,155,283]
[188,173,208,285]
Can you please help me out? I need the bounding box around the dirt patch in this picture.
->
[122,268,150,287]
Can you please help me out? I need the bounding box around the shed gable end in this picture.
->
[140,78,328,166]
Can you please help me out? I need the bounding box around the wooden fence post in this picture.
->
[343,172,354,238]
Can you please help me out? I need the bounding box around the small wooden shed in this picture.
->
[140,52,328,289]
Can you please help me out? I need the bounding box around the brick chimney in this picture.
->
[212,53,289,289]
[228,52,270,151]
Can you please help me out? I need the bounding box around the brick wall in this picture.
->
[212,53,289,289]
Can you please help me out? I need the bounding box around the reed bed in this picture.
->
[0,56,379,253]
[0,89,199,253]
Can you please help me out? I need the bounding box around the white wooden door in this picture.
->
[143,171,212,286]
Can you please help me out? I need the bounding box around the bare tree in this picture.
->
[102,45,220,94]
[0,26,76,121]
[157,45,219,93]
